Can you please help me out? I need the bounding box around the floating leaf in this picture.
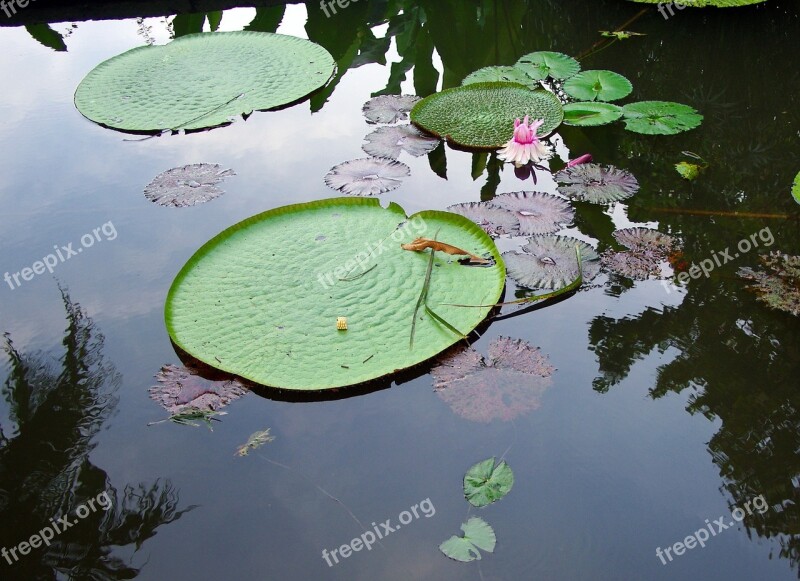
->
[675,161,703,181]
[143,163,235,207]
[563,102,624,126]
[462,65,538,89]
[148,364,249,415]
[738,253,800,317]
[439,517,496,562]
[446,202,520,238]
[464,458,514,507]
[554,163,640,204]
[621,101,703,135]
[792,171,800,204]
[324,157,410,196]
[563,70,632,102]
[599,30,645,40]
[491,191,574,235]
[74,32,335,132]
[504,235,600,289]
[236,429,275,456]
[433,336,555,423]
[613,227,677,255]
[165,198,505,390]
[601,249,664,280]
[410,82,564,148]
[362,95,421,124]
[515,51,580,80]
[362,125,440,159]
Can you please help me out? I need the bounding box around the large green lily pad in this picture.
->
[410,82,564,148]
[74,32,335,132]
[621,101,703,135]
[165,198,505,391]
[563,70,632,102]
[515,51,580,80]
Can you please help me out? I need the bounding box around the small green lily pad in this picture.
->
[165,198,505,390]
[622,101,703,135]
[439,517,497,562]
[410,82,564,148]
[792,171,800,204]
[515,51,580,80]
[464,458,514,507]
[462,66,538,89]
[74,32,336,132]
[563,102,624,126]
[675,161,703,181]
[563,70,632,102]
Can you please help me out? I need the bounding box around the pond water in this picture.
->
[1,1,799,579]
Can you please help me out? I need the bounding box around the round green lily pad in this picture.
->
[410,82,564,148]
[791,171,800,205]
[563,70,632,102]
[462,66,538,89]
[515,51,580,80]
[563,102,624,126]
[621,101,703,135]
[74,32,336,132]
[165,198,505,391]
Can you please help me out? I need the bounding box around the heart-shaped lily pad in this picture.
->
[464,458,515,507]
[563,102,624,126]
[515,51,580,80]
[165,198,505,390]
[563,70,632,102]
[621,101,703,135]
[410,82,564,148]
[439,517,496,562]
[74,32,336,132]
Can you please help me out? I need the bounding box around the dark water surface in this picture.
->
[1,1,799,579]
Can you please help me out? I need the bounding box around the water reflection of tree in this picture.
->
[0,288,195,579]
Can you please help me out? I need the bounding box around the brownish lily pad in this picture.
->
[324,157,410,196]
[362,94,421,124]
[446,202,520,238]
[554,163,639,204]
[492,191,575,236]
[504,235,600,289]
[433,336,555,423]
[738,252,800,317]
[144,163,235,207]
[148,363,249,415]
[362,125,440,159]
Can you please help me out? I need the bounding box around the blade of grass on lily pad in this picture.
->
[563,102,624,126]
[554,163,640,203]
[439,517,496,562]
[410,82,564,149]
[324,157,410,196]
[563,70,632,102]
[491,192,575,235]
[362,125,440,159]
[621,101,703,135]
[74,32,335,133]
[462,66,539,89]
[447,202,521,238]
[515,51,580,81]
[362,95,421,124]
[464,458,514,507]
[144,163,235,207]
[792,171,800,204]
[433,336,555,423]
[165,198,505,390]
[504,235,600,289]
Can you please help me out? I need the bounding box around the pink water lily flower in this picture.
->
[497,116,552,167]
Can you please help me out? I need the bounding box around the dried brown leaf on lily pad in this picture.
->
[362,125,440,159]
[432,336,555,423]
[504,235,600,289]
[144,163,235,207]
[738,252,800,317]
[149,363,249,415]
[324,157,410,196]
[362,95,421,124]
[401,237,490,264]
[446,202,520,238]
[491,191,575,236]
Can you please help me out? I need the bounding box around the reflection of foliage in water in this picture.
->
[0,288,195,578]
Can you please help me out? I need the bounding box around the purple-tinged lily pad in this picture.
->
[324,157,410,196]
[446,202,520,238]
[433,336,555,423]
[503,235,600,289]
[613,227,677,255]
[148,364,249,415]
[144,163,235,207]
[362,94,421,124]
[554,163,639,204]
[738,252,800,317]
[600,249,664,280]
[491,191,575,235]
[362,125,440,159]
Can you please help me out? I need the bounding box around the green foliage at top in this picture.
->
[165,198,505,391]
[515,51,580,80]
[411,82,564,148]
[464,458,515,507]
[74,32,335,132]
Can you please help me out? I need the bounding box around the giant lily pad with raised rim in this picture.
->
[410,82,564,148]
[165,198,505,391]
[74,32,336,133]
